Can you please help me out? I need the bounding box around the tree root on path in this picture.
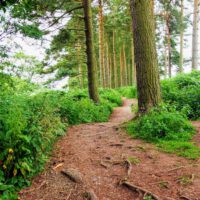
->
[100,160,110,169]
[52,163,64,171]
[165,164,198,173]
[125,159,132,177]
[110,143,123,147]
[61,169,83,183]
[120,180,160,200]
[180,196,192,200]
[84,190,98,200]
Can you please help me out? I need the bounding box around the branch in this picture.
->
[46,5,83,29]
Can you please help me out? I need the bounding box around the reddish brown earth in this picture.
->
[19,99,200,200]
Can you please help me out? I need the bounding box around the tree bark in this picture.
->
[123,44,127,86]
[120,49,123,87]
[192,0,199,70]
[83,0,100,103]
[113,30,118,88]
[98,0,105,87]
[179,0,184,73]
[131,38,136,84]
[105,41,110,87]
[166,13,172,78]
[130,0,161,113]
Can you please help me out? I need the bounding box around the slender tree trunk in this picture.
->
[151,0,154,15]
[179,0,184,73]
[164,45,168,79]
[109,54,112,88]
[120,49,123,87]
[123,44,127,86]
[131,38,136,84]
[127,63,130,86]
[113,30,118,88]
[98,0,105,87]
[192,0,199,70]
[130,0,161,113]
[78,64,84,88]
[105,41,110,88]
[83,0,100,103]
[166,14,172,78]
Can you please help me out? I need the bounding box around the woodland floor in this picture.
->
[19,99,200,200]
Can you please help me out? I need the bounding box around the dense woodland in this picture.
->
[0,0,200,199]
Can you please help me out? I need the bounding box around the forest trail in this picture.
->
[20,99,200,200]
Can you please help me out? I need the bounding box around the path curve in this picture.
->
[20,99,200,200]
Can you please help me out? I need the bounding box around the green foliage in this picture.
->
[127,104,199,159]
[116,86,137,98]
[16,23,44,39]
[162,71,200,119]
[127,105,194,142]
[99,88,122,107]
[0,76,122,199]
[0,93,66,199]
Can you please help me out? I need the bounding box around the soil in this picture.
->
[19,99,200,200]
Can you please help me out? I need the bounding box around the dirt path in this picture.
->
[20,99,200,200]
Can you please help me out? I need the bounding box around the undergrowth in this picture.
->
[0,76,122,199]
[116,86,137,98]
[161,71,200,119]
[127,104,200,160]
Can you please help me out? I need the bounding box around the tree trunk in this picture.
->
[131,38,136,84]
[192,0,199,70]
[98,0,105,87]
[123,44,127,86]
[113,30,118,88]
[130,0,161,113]
[164,45,168,79]
[83,0,100,103]
[166,14,172,78]
[179,0,184,73]
[78,64,84,88]
[105,41,110,87]
[120,49,123,87]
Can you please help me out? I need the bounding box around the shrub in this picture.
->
[116,86,137,98]
[161,71,200,119]
[0,82,123,199]
[127,104,199,159]
[0,93,66,198]
[99,88,122,106]
[127,105,194,142]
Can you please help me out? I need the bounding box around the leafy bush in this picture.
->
[127,104,199,159]
[99,88,122,106]
[127,105,194,142]
[0,77,123,199]
[161,71,200,119]
[0,94,66,199]
[116,86,137,98]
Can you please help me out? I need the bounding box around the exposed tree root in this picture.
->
[180,196,192,200]
[120,180,160,200]
[61,169,83,183]
[84,190,98,200]
[110,143,123,147]
[166,164,198,173]
[100,160,110,169]
[53,163,64,171]
[125,159,132,177]
[112,160,124,165]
